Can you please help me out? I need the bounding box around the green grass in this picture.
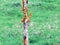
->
[0,0,60,45]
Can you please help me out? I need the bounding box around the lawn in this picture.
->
[0,0,60,45]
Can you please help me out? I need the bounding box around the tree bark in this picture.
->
[24,22,29,45]
[22,0,29,45]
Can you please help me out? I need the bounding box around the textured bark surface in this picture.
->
[22,0,29,45]
[24,22,29,45]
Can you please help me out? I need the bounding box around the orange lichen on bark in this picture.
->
[24,36,26,45]
[21,12,32,23]
[22,0,24,11]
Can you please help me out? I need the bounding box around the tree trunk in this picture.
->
[24,22,29,45]
[22,0,29,45]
